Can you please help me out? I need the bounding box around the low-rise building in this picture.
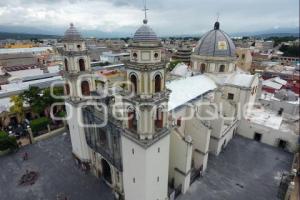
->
[259,89,299,116]
[236,48,253,72]
[100,51,130,64]
[237,105,299,152]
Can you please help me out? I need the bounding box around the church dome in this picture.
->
[133,20,159,42]
[63,23,82,41]
[194,22,236,57]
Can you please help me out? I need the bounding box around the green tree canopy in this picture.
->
[22,86,64,116]
[279,44,300,57]
[10,95,25,122]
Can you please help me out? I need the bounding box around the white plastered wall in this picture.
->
[66,104,90,161]
[121,134,170,200]
[237,119,298,153]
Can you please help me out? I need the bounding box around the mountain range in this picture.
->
[0,25,298,39]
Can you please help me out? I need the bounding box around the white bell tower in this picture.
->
[61,23,95,167]
[121,8,171,200]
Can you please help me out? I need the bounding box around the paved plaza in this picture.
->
[178,136,293,200]
[0,133,114,200]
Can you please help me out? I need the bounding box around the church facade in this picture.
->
[60,18,259,200]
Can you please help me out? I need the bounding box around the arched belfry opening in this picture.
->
[130,74,138,93]
[128,108,137,132]
[101,159,112,184]
[155,108,163,129]
[65,83,70,95]
[219,65,225,72]
[154,74,162,93]
[79,59,85,71]
[64,59,69,71]
[81,81,90,96]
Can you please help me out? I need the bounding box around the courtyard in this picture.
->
[0,133,114,200]
[178,135,294,200]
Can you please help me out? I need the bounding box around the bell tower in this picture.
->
[61,23,95,165]
[121,9,171,200]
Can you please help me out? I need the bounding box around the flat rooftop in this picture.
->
[245,107,283,129]
[0,47,53,54]
[0,134,114,200]
[245,107,299,134]
[178,136,293,200]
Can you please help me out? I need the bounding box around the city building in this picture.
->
[100,51,130,64]
[254,40,274,53]
[236,47,253,72]
[237,105,299,152]
[172,44,192,64]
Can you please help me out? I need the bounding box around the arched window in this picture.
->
[219,65,225,72]
[65,83,70,95]
[155,108,163,129]
[128,109,137,132]
[64,59,69,71]
[200,63,206,73]
[130,74,137,93]
[154,74,162,93]
[79,59,85,71]
[81,81,90,96]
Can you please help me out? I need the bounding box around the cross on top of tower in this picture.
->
[142,0,149,24]
[214,12,221,30]
[216,12,220,22]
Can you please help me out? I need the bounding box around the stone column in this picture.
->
[27,126,35,144]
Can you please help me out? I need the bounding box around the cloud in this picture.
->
[0,0,298,36]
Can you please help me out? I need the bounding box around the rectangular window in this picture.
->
[228,93,234,100]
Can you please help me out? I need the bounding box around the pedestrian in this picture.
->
[23,152,28,160]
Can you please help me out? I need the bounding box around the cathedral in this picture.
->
[61,13,259,200]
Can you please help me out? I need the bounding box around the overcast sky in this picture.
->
[0,0,299,36]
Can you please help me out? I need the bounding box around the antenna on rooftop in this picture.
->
[142,0,149,24]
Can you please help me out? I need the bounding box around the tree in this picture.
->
[265,36,298,47]
[22,86,64,117]
[0,131,18,151]
[279,44,300,57]
[41,87,64,117]
[22,86,41,107]
[10,95,25,122]
[167,60,181,72]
